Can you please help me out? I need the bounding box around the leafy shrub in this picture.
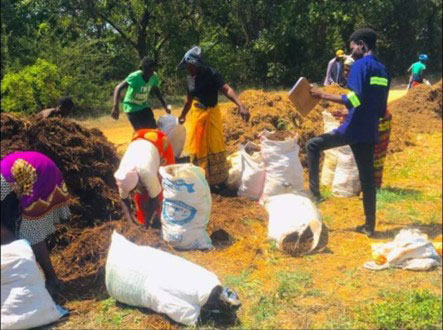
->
[1,59,63,114]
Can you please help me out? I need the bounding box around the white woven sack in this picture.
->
[160,164,212,250]
[1,240,65,330]
[266,194,325,252]
[237,142,266,200]
[260,131,304,204]
[226,151,242,190]
[332,146,361,197]
[105,231,220,325]
[158,115,186,158]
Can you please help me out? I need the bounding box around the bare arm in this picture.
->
[220,84,250,122]
[179,92,194,124]
[310,88,346,105]
[152,86,171,113]
[111,80,128,120]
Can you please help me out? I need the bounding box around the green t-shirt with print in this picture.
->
[411,61,426,77]
[123,70,160,113]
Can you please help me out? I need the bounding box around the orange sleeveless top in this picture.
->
[132,129,175,166]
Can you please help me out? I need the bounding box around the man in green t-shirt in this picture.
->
[112,57,171,129]
[407,54,428,90]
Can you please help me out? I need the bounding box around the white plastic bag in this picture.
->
[160,164,212,250]
[332,146,361,197]
[260,131,304,203]
[265,193,327,254]
[105,231,220,325]
[1,240,66,330]
[237,142,266,200]
[226,151,242,190]
[364,229,441,271]
[158,115,186,158]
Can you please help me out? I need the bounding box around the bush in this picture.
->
[1,59,64,114]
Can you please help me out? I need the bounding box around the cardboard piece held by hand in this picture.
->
[288,77,320,116]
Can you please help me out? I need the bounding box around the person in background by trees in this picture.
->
[177,46,250,194]
[1,151,72,295]
[308,28,390,237]
[324,49,347,86]
[111,57,171,130]
[407,54,429,90]
[37,96,74,119]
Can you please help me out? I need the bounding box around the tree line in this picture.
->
[1,0,441,116]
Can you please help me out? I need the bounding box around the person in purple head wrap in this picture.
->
[1,151,71,295]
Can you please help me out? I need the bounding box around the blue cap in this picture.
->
[178,46,204,69]
[419,54,429,62]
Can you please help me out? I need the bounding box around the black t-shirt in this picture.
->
[187,67,225,107]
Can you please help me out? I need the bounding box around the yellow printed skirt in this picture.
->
[184,102,228,186]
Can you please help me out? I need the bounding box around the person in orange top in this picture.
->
[114,129,175,227]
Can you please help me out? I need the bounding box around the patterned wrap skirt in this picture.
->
[184,101,229,186]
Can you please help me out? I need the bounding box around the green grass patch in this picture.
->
[377,187,423,209]
[276,271,312,299]
[251,295,279,323]
[360,290,442,329]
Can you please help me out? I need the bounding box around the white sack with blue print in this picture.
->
[159,164,212,250]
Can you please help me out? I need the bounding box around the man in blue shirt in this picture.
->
[308,28,390,237]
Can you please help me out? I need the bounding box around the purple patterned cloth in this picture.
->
[1,151,69,219]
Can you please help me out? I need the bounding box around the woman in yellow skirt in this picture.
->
[178,46,249,192]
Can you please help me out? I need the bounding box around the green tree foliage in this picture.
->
[1,59,64,114]
[1,0,441,116]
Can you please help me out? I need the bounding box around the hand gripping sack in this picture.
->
[237,142,266,200]
[260,131,304,203]
[265,194,328,256]
[105,231,220,325]
[332,146,361,197]
[158,115,187,158]
[160,164,212,250]
[1,240,67,330]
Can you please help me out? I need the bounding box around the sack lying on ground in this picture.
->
[160,164,212,250]
[226,151,242,190]
[364,229,441,271]
[1,240,68,330]
[265,193,328,256]
[106,231,240,325]
[158,115,187,158]
[237,142,266,200]
[260,131,304,203]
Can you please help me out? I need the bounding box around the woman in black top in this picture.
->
[178,46,249,190]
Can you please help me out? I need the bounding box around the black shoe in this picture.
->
[355,225,375,237]
[312,193,326,204]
